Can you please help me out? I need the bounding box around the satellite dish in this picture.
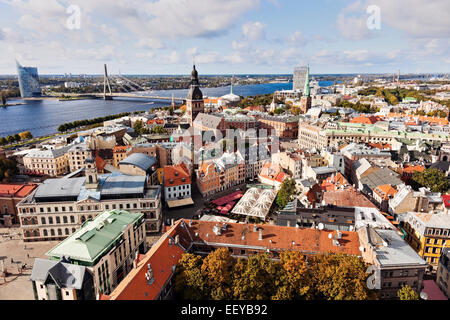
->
[420,292,428,300]
[318,223,324,230]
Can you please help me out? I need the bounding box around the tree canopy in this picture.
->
[0,158,19,182]
[397,285,419,300]
[411,168,449,193]
[174,249,377,300]
[276,178,297,209]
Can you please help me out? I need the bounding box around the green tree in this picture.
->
[411,168,449,193]
[151,126,167,134]
[397,285,419,300]
[6,135,14,144]
[13,134,20,142]
[308,253,377,300]
[274,108,284,115]
[174,253,208,300]
[19,131,33,140]
[0,137,6,145]
[133,120,144,134]
[276,178,296,209]
[232,254,280,300]
[201,248,234,300]
[273,251,311,300]
[0,159,19,182]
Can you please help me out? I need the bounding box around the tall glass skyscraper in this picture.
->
[293,66,308,92]
[16,60,41,98]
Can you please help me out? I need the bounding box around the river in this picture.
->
[0,82,333,138]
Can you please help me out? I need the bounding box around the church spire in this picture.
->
[304,65,310,97]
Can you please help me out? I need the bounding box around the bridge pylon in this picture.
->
[104,64,112,100]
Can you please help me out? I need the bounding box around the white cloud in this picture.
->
[289,31,306,47]
[242,21,266,41]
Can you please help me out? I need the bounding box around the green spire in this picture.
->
[304,65,310,97]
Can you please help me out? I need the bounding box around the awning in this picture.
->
[167,198,194,208]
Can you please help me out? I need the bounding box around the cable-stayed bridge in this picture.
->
[66,64,186,103]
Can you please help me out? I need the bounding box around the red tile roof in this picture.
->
[113,146,128,153]
[350,116,381,125]
[321,173,349,191]
[164,163,191,186]
[373,184,398,201]
[103,223,187,300]
[104,219,361,300]
[259,162,286,183]
[0,184,37,198]
[323,186,376,208]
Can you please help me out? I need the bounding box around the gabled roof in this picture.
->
[30,258,89,290]
[164,163,191,186]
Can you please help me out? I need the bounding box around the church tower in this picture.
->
[85,157,98,189]
[300,65,312,114]
[186,65,204,125]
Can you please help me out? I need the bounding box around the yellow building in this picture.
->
[403,212,450,271]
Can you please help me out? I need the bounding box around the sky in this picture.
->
[0,0,449,75]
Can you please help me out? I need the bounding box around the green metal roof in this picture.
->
[46,210,143,264]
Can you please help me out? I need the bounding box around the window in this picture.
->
[41,218,46,225]
[56,217,60,224]
[70,216,75,223]
[50,229,55,236]
[48,217,53,224]
[58,229,62,236]
[65,228,69,235]
[63,216,68,224]
[43,230,48,237]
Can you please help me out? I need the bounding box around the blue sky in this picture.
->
[0,0,449,75]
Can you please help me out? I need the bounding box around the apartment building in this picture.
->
[358,226,427,300]
[258,115,299,140]
[279,151,302,179]
[196,152,246,198]
[68,143,92,172]
[403,212,450,271]
[0,183,37,226]
[163,163,192,207]
[23,145,72,177]
[44,210,146,296]
[113,146,129,168]
[17,160,162,241]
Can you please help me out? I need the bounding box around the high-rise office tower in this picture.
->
[293,66,308,92]
[16,60,41,98]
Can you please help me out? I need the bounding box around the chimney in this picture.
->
[258,229,263,240]
[133,251,139,269]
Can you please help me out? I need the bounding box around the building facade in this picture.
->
[17,163,162,241]
[45,210,146,296]
[16,60,41,98]
[403,212,450,271]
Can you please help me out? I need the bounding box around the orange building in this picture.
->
[113,146,129,168]
[0,184,38,226]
